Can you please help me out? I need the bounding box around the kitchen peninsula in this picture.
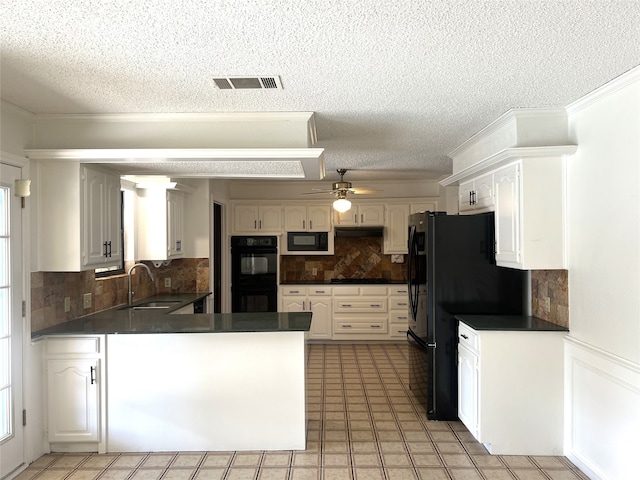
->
[33,294,312,453]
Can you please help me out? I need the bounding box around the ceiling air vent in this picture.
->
[213,76,283,90]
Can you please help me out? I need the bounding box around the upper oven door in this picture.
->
[232,250,277,285]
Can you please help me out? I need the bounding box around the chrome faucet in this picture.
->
[128,263,155,305]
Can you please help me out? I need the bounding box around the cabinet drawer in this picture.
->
[390,312,409,323]
[334,319,387,334]
[389,286,408,296]
[334,299,387,313]
[281,286,307,296]
[332,286,360,296]
[389,297,409,310]
[308,287,331,296]
[361,286,389,296]
[458,322,478,352]
[389,324,409,338]
[46,336,101,356]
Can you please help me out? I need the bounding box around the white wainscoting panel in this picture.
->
[564,336,640,480]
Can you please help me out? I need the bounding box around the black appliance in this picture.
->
[286,231,329,252]
[231,236,278,313]
[407,211,527,420]
[330,278,387,284]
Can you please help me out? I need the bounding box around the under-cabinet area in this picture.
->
[456,316,568,455]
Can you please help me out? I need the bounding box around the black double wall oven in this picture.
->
[231,236,278,313]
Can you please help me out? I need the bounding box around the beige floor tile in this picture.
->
[543,470,584,480]
[201,454,233,468]
[193,468,226,480]
[162,468,196,480]
[36,470,74,480]
[440,454,474,468]
[434,442,465,454]
[530,456,569,469]
[351,441,379,453]
[12,468,43,480]
[52,455,90,468]
[292,453,321,467]
[112,455,146,468]
[232,453,262,467]
[225,468,258,480]
[500,456,536,469]
[477,469,516,479]
[262,453,291,467]
[324,430,348,441]
[508,469,548,480]
[30,456,62,469]
[66,470,104,480]
[409,454,443,467]
[82,455,119,469]
[289,467,320,480]
[256,468,290,480]
[352,453,382,467]
[350,430,376,442]
[324,420,347,430]
[353,467,385,480]
[172,453,205,467]
[415,467,451,479]
[448,468,484,480]
[470,454,504,468]
[379,442,406,454]
[98,469,134,480]
[350,420,374,430]
[381,453,412,467]
[322,467,353,480]
[385,468,419,480]
[128,469,164,480]
[428,431,458,442]
[406,442,436,454]
[377,430,404,441]
[322,453,350,467]
[141,454,175,468]
[324,412,347,420]
[322,441,350,453]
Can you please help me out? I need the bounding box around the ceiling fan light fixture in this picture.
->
[333,197,352,213]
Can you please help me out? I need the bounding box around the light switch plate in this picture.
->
[64,297,71,312]
[164,278,171,288]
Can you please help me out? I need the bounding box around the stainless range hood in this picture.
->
[334,226,384,238]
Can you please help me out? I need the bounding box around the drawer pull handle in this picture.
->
[342,304,352,307]
[461,334,469,340]
[90,366,96,385]
[343,324,352,328]
[371,325,381,328]
[370,304,382,308]
[290,290,300,294]
[315,290,326,294]
[398,302,408,306]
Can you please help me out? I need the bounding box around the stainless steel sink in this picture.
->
[119,300,182,310]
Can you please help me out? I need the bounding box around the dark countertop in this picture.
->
[31,293,312,337]
[280,281,406,285]
[456,314,569,332]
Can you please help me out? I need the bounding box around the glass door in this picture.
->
[0,163,24,479]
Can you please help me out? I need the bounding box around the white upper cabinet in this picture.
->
[233,204,282,233]
[440,108,577,270]
[137,188,185,261]
[459,172,494,213]
[334,204,384,226]
[38,162,122,271]
[384,204,410,254]
[284,204,331,232]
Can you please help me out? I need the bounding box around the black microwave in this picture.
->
[286,231,329,252]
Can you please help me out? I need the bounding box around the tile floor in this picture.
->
[16,344,587,480]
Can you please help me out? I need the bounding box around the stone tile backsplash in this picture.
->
[531,269,569,328]
[30,258,209,332]
[280,236,407,283]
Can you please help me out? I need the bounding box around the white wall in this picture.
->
[564,67,640,480]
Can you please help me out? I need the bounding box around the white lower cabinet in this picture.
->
[45,336,105,452]
[332,286,388,339]
[388,286,410,339]
[457,321,565,455]
[280,286,332,340]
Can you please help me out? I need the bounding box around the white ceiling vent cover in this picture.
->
[213,76,283,90]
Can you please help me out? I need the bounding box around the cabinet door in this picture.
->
[459,180,475,212]
[308,297,332,339]
[47,358,100,443]
[494,163,521,266]
[83,167,107,266]
[233,205,259,232]
[457,343,478,438]
[258,205,282,232]
[167,191,184,257]
[384,204,410,254]
[284,205,306,231]
[104,172,123,263]
[359,204,384,226]
[307,205,331,231]
[334,208,358,226]
[281,296,306,312]
[474,173,495,209]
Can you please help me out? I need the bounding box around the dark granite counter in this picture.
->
[456,314,568,332]
[279,281,406,285]
[32,293,312,337]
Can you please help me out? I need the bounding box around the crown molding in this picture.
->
[567,65,640,115]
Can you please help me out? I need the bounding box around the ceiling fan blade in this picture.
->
[350,187,383,195]
[301,190,335,195]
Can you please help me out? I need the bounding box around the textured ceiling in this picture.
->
[2,0,640,182]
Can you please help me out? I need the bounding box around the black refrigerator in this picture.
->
[407,211,528,421]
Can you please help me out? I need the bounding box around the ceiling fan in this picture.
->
[303,168,382,212]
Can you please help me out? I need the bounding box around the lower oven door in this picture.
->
[231,285,278,313]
